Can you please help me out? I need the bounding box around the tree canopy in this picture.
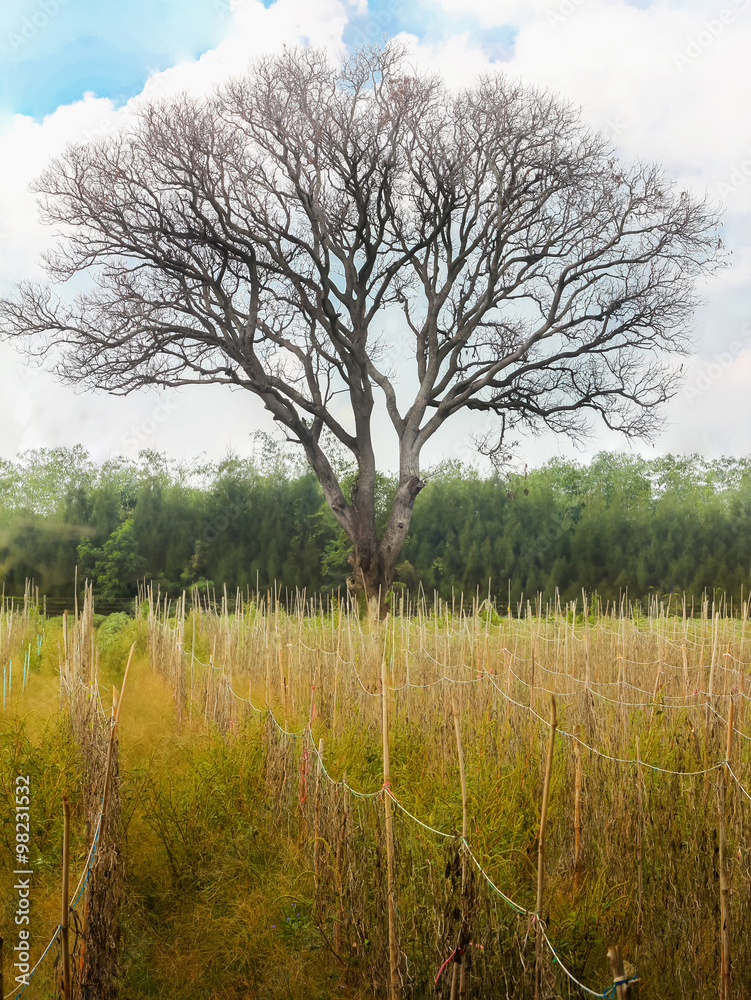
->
[0,44,723,612]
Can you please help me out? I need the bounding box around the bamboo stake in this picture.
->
[190,606,196,724]
[535,696,557,1000]
[101,643,136,827]
[76,641,132,990]
[620,620,627,744]
[635,736,644,952]
[278,645,287,719]
[607,945,631,999]
[741,596,749,734]
[719,700,733,1000]
[707,612,719,739]
[61,796,71,1000]
[529,640,536,751]
[332,623,341,737]
[381,649,401,1000]
[574,723,583,890]
[682,641,689,694]
[63,608,69,686]
[648,663,663,731]
[739,663,745,733]
[265,596,271,709]
[335,770,347,957]
[314,737,324,922]
[451,694,469,1000]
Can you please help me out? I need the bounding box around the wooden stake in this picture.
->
[451,695,469,999]
[535,696,557,1000]
[61,796,71,1000]
[314,737,324,922]
[607,945,631,999]
[381,650,401,1000]
[635,736,644,952]
[278,645,287,719]
[682,642,689,694]
[190,606,196,724]
[648,663,663,731]
[62,608,69,685]
[332,625,341,738]
[335,771,348,957]
[707,612,719,739]
[98,643,136,854]
[530,641,536,751]
[265,597,272,709]
[573,723,583,890]
[739,664,745,734]
[719,700,733,1000]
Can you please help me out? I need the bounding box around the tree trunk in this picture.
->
[347,552,392,620]
[346,473,425,619]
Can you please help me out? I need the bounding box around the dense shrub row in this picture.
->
[1,445,750,603]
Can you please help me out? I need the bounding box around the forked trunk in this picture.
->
[346,473,425,619]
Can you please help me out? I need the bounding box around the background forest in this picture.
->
[1,442,750,604]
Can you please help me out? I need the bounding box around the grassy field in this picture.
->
[1,590,750,998]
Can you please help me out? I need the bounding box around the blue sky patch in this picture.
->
[0,0,517,119]
[0,0,230,118]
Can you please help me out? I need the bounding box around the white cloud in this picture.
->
[415,1,751,206]
[394,1,751,461]
[0,0,354,282]
[499,1,751,201]
[0,0,351,463]
[1,0,750,467]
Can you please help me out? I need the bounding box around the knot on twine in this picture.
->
[604,975,637,998]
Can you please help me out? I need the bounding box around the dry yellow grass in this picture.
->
[2,591,750,998]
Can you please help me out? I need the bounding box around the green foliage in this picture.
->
[2,446,751,603]
[78,519,145,599]
[95,612,147,675]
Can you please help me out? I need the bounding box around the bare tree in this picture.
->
[0,44,723,614]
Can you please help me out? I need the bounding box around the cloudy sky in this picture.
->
[0,0,749,472]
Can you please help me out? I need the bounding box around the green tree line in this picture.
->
[1,445,750,603]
